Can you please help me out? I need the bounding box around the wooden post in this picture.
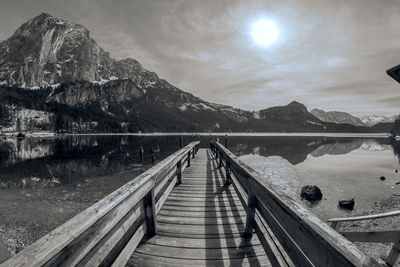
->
[139,146,144,162]
[331,222,338,230]
[244,193,257,238]
[187,151,191,167]
[176,160,182,185]
[225,134,228,148]
[386,239,400,266]
[225,161,232,185]
[180,136,183,148]
[144,190,157,236]
[191,147,195,159]
[218,152,223,168]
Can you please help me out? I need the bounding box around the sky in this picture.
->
[0,0,400,116]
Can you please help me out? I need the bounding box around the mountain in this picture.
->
[310,108,365,126]
[360,115,397,127]
[0,13,389,133]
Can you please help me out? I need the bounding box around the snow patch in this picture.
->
[361,143,385,151]
[307,120,322,126]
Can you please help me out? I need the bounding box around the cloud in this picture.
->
[0,0,399,115]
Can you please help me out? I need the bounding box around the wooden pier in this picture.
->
[0,142,384,266]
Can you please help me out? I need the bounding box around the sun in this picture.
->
[251,19,279,46]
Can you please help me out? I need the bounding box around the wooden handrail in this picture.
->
[1,141,200,267]
[210,141,383,267]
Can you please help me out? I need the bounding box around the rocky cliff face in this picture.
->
[0,13,159,90]
[311,108,365,126]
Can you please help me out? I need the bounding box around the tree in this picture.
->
[16,117,21,132]
[392,116,400,136]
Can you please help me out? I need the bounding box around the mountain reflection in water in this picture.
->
[0,136,399,184]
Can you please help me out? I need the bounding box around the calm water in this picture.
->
[0,135,399,251]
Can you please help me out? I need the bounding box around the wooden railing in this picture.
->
[1,141,200,267]
[328,210,400,266]
[210,141,382,267]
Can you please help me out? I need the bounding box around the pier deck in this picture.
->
[1,142,383,267]
[127,149,270,266]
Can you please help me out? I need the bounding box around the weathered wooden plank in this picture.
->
[155,176,177,214]
[157,222,246,236]
[165,196,241,204]
[157,214,245,226]
[144,235,261,248]
[134,243,266,260]
[170,188,236,194]
[154,165,176,197]
[253,213,293,267]
[167,195,240,201]
[127,253,272,267]
[157,209,247,218]
[111,223,147,267]
[168,191,237,197]
[162,204,245,213]
[79,210,146,267]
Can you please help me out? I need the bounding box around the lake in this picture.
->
[0,134,399,253]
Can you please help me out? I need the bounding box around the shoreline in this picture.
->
[1,132,392,139]
[338,195,400,264]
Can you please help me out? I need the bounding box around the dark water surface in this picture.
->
[0,135,399,252]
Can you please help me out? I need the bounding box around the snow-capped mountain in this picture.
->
[310,108,365,126]
[360,115,397,127]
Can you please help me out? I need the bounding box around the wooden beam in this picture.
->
[176,160,182,185]
[387,240,400,266]
[110,223,147,267]
[187,152,191,167]
[144,190,157,237]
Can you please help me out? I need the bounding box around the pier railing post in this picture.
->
[176,160,182,185]
[386,239,400,266]
[191,147,195,159]
[244,193,256,238]
[144,189,157,236]
[187,151,191,167]
[218,152,223,168]
[225,161,232,185]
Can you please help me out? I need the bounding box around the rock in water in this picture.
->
[338,198,355,210]
[300,185,322,201]
[380,176,386,181]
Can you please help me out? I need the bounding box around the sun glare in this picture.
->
[251,19,279,46]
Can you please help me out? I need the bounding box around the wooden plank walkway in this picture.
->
[127,148,271,267]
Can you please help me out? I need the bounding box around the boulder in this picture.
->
[380,176,386,181]
[338,198,355,210]
[300,185,322,201]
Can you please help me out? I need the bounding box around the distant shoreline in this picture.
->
[65,132,392,138]
[1,131,392,138]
